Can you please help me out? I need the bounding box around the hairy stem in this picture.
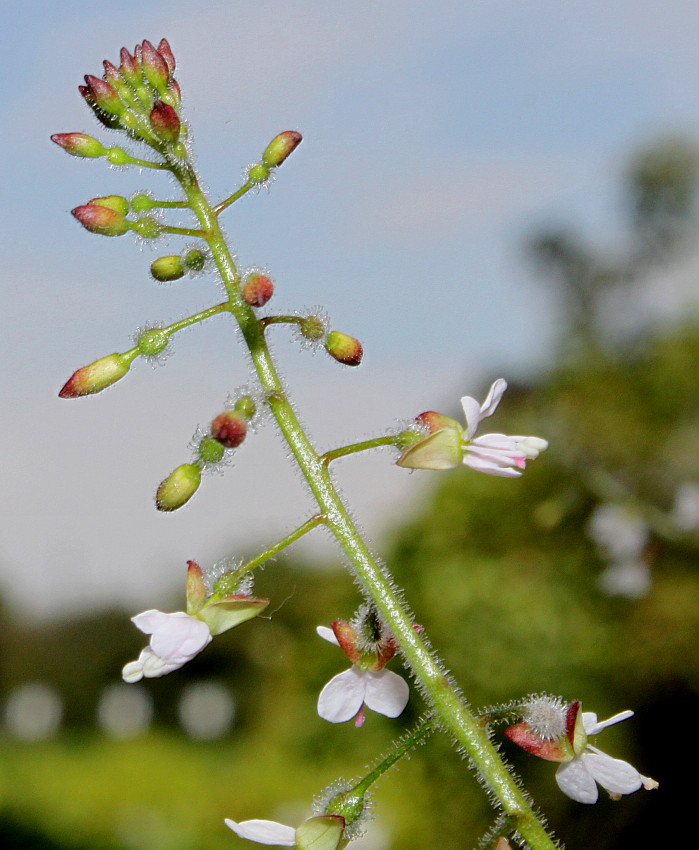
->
[168,158,557,850]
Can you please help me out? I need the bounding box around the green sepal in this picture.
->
[197,595,269,636]
[295,816,345,850]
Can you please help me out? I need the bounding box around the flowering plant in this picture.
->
[53,37,656,849]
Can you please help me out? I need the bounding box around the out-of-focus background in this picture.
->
[2,1,699,847]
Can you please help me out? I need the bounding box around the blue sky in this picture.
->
[3,0,699,617]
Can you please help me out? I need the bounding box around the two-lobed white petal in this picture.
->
[225,818,296,846]
[122,610,212,683]
[317,667,409,723]
[461,378,507,440]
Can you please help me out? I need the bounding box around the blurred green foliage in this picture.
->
[3,138,699,848]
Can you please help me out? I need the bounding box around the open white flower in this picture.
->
[122,610,212,683]
[555,710,658,804]
[397,378,547,475]
[316,624,409,726]
[225,815,345,849]
[461,379,548,477]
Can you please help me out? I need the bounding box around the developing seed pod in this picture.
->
[198,435,226,465]
[59,353,133,398]
[183,249,206,272]
[241,271,274,307]
[156,463,201,511]
[51,133,107,159]
[324,331,363,366]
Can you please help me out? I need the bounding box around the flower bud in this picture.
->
[88,195,130,215]
[84,75,123,115]
[119,47,141,87]
[324,331,363,366]
[262,130,302,167]
[150,255,185,281]
[59,353,132,398]
[79,85,121,129]
[165,78,182,108]
[247,163,271,184]
[149,100,180,143]
[210,411,247,449]
[198,435,226,465]
[157,39,176,77]
[156,463,201,511]
[241,271,274,307]
[141,39,170,93]
[51,133,107,159]
[71,204,129,236]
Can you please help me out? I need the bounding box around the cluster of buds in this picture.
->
[73,39,184,153]
[297,313,363,366]
[156,395,257,511]
[70,194,163,240]
[246,130,303,187]
[150,248,207,282]
[122,560,268,682]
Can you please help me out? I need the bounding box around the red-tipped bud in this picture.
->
[262,131,302,167]
[71,204,129,236]
[150,255,185,282]
[51,133,107,159]
[157,39,176,76]
[149,100,180,143]
[88,195,130,215]
[210,411,248,449]
[84,75,122,115]
[241,271,274,307]
[324,331,363,366]
[79,85,120,129]
[141,40,170,92]
[102,60,120,84]
[59,353,132,398]
[156,463,202,511]
[119,47,141,86]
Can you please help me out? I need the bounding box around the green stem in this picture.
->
[160,224,209,238]
[211,514,325,598]
[164,302,231,335]
[169,159,557,850]
[107,147,169,169]
[213,181,255,215]
[259,315,304,329]
[353,716,434,793]
[320,436,403,466]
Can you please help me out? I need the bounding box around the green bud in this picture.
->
[150,255,185,281]
[59,352,132,398]
[105,147,131,166]
[262,130,302,167]
[198,436,226,465]
[156,463,201,511]
[89,195,130,215]
[325,331,363,366]
[50,133,107,158]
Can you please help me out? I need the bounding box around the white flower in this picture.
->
[672,482,699,531]
[587,503,648,560]
[461,379,548,478]
[316,626,409,725]
[225,815,345,849]
[396,378,547,474]
[555,710,658,804]
[597,560,651,599]
[122,610,212,683]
